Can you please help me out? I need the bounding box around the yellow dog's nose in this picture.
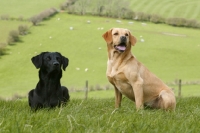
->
[120,36,127,42]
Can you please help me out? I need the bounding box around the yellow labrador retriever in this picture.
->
[102,28,176,110]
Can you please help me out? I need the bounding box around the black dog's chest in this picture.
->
[43,87,61,96]
[46,95,61,107]
[43,96,61,107]
[36,86,62,103]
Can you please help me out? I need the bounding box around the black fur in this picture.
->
[28,52,70,110]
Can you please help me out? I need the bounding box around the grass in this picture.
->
[0,13,200,98]
[0,0,64,18]
[0,21,31,43]
[1,0,200,21]
[70,89,115,99]
[130,0,200,21]
[0,1,200,132]
[0,97,200,132]
[0,0,200,98]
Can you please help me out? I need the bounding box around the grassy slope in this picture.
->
[130,0,200,21]
[0,97,200,132]
[0,21,31,43]
[0,13,200,98]
[0,0,199,31]
[0,0,64,44]
[0,0,64,18]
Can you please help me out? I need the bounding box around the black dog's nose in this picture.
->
[53,62,59,66]
[120,36,126,42]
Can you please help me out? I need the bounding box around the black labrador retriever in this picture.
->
[28,52,70,110]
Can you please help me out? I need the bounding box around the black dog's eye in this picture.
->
[125,33,128,36]
[114,33,118,35]
[46,57,51,61]
[56,57,61,61]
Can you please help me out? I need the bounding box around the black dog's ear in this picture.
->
[62,56,69,71]
[31,52,46,69]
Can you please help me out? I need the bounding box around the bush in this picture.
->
[67,6,76,14]
[195,22,200,28]
[18,25,29,35]
[0,43,6,55]
[73,0,91,15]
[118,8,135,19]
[41,8,58,19]
[29,15,42,25]
[150,14,165,24]
[0,14,9,20]
[134,12,151,21]
[123,9,135,20]
[18,16,24,21]
[184,19,200,28]
[7,30,19,45]
[30,8,58,25]
[60,0,77,10]
[166,18,200,28]
[166,18,186,27]
[99,0,131,18]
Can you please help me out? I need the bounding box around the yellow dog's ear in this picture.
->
[129,31,137,46]
[102,29,113,44]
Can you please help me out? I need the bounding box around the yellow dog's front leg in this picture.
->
[114,86,122,108]
[132,77,144,110]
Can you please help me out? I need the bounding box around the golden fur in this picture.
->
[102,28,176,110]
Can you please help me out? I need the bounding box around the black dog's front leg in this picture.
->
[28,89,34,107]
[61,86,70,103]
[28,89,42,110]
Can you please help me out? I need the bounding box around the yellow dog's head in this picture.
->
[102,28,137,53]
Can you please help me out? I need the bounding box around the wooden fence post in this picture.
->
[178,79,181,97]
[85,80,88,100]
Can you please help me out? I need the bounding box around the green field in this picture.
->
[1,0,200,21]
[130,0,200,21]
[1,97,200,132]
[0,1,200,132]
[0,13,200,98]
[0,0,64,18]
[0,0,200,98]
[0,21,31,44]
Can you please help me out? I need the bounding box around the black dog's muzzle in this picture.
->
[53,61,60,66]
[52,61,60,71]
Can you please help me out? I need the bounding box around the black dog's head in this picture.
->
[31,52,69,72]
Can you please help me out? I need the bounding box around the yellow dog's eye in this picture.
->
[114,33,118,35]
[125,33,128,36]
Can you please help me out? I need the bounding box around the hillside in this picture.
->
[0,0,64,18]
[130,0,200,21]
[0,13,200,98]
[1,0,200,21]
[0,0,200,98]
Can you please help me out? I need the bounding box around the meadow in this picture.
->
[0,0,200,98]
[0,0,200,132]
[1,0,200,21]
[0,21,31,44]
[0,97,200,133]
[130,0,200,21]
[0,13,200,98]
[0,0,64,19]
